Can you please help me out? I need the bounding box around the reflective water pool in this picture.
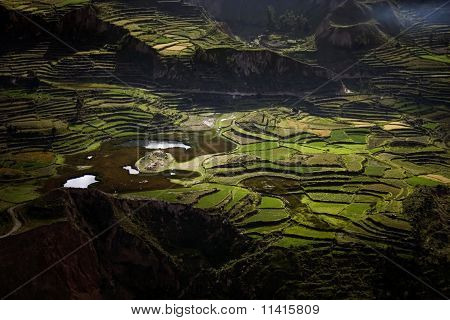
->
[43,131,232,194]
[63,175,98,189]
[144,141,191,150]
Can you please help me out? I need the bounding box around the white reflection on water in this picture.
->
[123,165,139,175]
[63,175,98,189]
[144,141,191,150]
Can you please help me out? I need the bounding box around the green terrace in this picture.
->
[96,0,246,59]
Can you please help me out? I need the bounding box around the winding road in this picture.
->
[0,206,21,239]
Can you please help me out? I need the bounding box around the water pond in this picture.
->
[43,131,232,194]
[63,175,98,189]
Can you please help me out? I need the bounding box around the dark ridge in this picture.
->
[1,188,449,299]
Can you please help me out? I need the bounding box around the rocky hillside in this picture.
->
[0,189,250,299]
[189,0,338,34]
[0,0,336,93]
[316,0,402,52]
[1,187,449,299]
[192,0,402,40]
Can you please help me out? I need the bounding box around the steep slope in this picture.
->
[0,0,336,92]
[316,0,401,52]
[0,189,249,299]
[1,188,449,299]
[191,0,402,40]
[404,186,450,294]
[189,0,341,36]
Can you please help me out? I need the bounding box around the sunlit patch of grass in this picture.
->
[302,198,347,215]
[259,196,285,209]
[406,176,442,187]
[420,54,450,64]
[242,209,289,224]
[340,203,371,220]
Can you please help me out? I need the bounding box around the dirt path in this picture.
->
[166,88,304,98]
[0,207,21,239]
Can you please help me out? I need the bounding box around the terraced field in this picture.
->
[0,0,449,299]
[126,104,448,253]
[97,0,244,57]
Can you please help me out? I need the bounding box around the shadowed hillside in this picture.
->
[1,188,449,299]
